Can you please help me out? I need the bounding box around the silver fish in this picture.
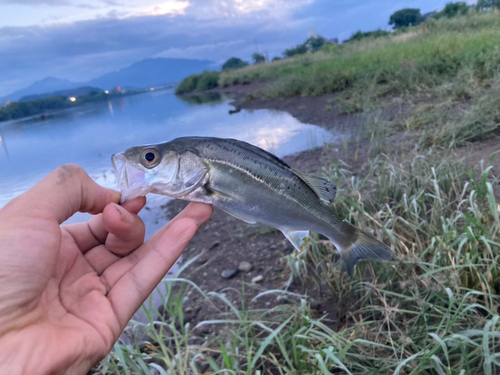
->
[112,137,393,274]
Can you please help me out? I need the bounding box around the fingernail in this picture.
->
[114,203,134,224]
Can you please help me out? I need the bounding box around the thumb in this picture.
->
[14,164,121,224]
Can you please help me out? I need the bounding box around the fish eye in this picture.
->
[140,148,160,168]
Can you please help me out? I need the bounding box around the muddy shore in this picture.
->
[158,83,500,338]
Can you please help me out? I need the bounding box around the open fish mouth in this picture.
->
[112,153,151,203]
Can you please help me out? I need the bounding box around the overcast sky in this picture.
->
[0,0,464,96]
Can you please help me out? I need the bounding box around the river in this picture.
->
[0,89,335,234]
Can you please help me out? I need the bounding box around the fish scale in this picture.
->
[112,136,394,275]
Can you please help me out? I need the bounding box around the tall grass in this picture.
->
[93,150,500,374]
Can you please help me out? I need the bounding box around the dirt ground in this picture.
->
[158,83,500,339]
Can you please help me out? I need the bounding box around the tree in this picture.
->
[438,2,469,18]
[272,56,282,62]
[306,36,326,52]
[283,44,308,57]
[389,8,423,29]
[252,53,266,64]
[222,57,248,70]
[350,29,390,42]
[476,0,500,11]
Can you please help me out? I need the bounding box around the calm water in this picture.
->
[0,89,335,238]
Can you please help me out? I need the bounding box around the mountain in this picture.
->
[1,58,215,102]
[3,77,82,102]
[19,86,102,102]
[86,58,214,89]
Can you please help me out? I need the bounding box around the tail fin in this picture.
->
[323,221,393,276]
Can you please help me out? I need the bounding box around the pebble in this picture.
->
[221,268,239,279]
[238,261,253,272]
[209,241,220,250]
[251,275,264,283]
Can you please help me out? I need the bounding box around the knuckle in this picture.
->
[55,164,86,184]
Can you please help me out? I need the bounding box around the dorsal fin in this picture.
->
[296,172,337,203]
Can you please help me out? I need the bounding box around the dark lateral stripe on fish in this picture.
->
[206,158,328,224]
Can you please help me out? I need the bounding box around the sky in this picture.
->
[0,0,467,97]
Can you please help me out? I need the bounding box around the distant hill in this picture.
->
[4,77,82,102]
[19,86,102,102]
[87,58,214,89]
[1,58,215,102]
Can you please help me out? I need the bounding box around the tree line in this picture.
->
[223,1,493,68]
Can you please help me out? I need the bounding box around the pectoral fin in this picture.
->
[295,172,336,203]
[282,230,309,252]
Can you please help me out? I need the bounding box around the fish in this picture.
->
[112,136,393,275]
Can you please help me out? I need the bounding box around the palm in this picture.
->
[0,165,212,374]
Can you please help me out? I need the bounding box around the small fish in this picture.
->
[112,137,393,275]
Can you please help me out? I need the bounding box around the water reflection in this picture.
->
[176,92,225,106]
[0,129,8,159]
[0,88,337,233]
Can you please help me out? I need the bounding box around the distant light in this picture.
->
[150,87,155,91]
[104,90,109,94]
[69,97,77,102]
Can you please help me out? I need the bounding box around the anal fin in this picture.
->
[282,230,309,252]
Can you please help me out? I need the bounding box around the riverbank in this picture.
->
[160,82,500,338]
[0,85,174,123]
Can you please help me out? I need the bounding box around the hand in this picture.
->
[0,164,212,374]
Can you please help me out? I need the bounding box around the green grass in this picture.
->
[221,12,500,98]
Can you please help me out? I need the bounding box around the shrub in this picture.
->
[222,57,248,70]
[175,71,220,95]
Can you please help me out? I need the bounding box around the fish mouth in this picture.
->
[112,153,151,203]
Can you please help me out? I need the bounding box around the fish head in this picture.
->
[112,144,179,202]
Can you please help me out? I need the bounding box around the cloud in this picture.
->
[0,0,456,96]
[139,1,189,16]
[154,40,246,61]
[0,8,307,95]
[2,0,71,5]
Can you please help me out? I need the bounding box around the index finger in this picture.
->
[17,164,121,224]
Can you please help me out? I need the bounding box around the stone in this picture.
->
[221,268,239,279]
[238,261,253,272]
[251,275,264,283]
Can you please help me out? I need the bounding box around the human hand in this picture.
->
[0,164,212,374]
